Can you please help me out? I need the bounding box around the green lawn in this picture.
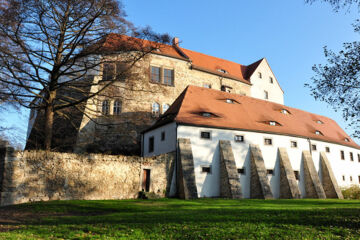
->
[0,199,359,239]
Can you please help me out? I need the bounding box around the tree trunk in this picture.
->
[44,91,56,150]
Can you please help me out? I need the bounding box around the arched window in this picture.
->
[113,100,122,115]
[102,100,109,115]
[152,102,160,117]
[162,103,170,114]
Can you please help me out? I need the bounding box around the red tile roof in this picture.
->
[101,34,263,84]
[152,86,359,149]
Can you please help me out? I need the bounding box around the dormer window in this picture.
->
[280,109,290,115]
[217,69,228,74]
[315,130,323,136]
[316,120,324,124]
[221,85,232,93]
[258,72,262,78]
[200,112,216,118]
[268,121,280,126]
[345,138,350,142]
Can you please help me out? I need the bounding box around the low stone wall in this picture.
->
[0,146,175,206]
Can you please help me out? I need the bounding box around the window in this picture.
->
[152,102,160,117]
[102,63,115,81]
[151,66,161,83]
[264,138,272,145]
[217,69,228,74]
[258,72,262,78]
[269,77,273,84]
[102,100,109,115]
[294,171,300,180]
[161,131,165,141]
[315,130,323,135]
[163,69,174,85]
[226,99,235,104]
[162,104,169,114]
[234,135,244,143]
[269,121,277,126]
[345,138,350,142]
[316,120,323,124]
[350,152,354,161]
[358,154,360,162]
[358,176,360,184]
[113,100,122,115]
[291,141,297,148]
[281,109,290,115]
[350,176,353,182]
[221,85,232,93]
[203,83,212,88]
[342,175,345,181]
[237,168,246,174]
[325,147,330,153]
[340,150,345,160]
[264,91,269,100]
[267,169,274,175]
[148,136,154,153]
[201,166,211,173]
[201,112,213,117]
[311,144,317,151]
[200,131,211,139]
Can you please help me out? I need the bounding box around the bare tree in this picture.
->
[0,0,170,150]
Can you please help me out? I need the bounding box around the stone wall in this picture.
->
[0,146,175,206]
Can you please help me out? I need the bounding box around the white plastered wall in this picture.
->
[143,122,177,157]
[176,125,360,198]
[250,59,284,105]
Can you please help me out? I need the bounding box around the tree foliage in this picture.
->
[305,0,360,137]
[0,0,169,150]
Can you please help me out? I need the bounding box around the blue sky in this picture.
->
[1,0,359,147]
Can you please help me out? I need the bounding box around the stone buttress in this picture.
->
[302,150,326,199]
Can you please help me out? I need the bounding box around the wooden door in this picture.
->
[142,169,150,192]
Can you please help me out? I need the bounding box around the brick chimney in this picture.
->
[172,37,179,46]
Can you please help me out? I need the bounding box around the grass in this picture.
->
[0,199,360,239]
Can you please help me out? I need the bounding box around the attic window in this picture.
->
[258,72,262,78]
[315,130,323,136]
[280,109,290,115]
[269,77,273,84]
[217,69,228,74]
[316,120,324,124]
[225,99,237,104]
[200,112,214,118]
[345,138,350,142]
[269,121,281,126]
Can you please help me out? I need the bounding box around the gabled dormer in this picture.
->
[246,58,284,105]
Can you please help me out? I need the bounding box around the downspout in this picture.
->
[175,123,178,198]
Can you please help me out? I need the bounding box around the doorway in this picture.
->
[142,169,151,192]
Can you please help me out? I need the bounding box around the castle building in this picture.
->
[142,86,360,199]
[26,34,284,154]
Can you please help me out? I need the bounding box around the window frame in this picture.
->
[325,146,330,153]
[264,90,269,100]
[163,68,174,86]
[340,150,345,160]
[311,144,317,151]
[150,66,161,83]
[113,100,122,115]
[290,141,298,148]
[269,76,273,84]
[237,168,246,174]
[264,138,273,146]
[350,152,354,161]
[161,131,165,141]
[200,131,211,140]
[151,102,160,118]
[234,135,245,143]
[201,165,212,174]
[148,136,154,153]
[102,100,110,115]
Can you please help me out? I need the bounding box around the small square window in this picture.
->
[311,144,317,151]
[264,138,272,145]
[340,150,345,160]
[267,169,274,175]
[294,171,300,180]
[161,131,165,141]
[234,135,244,143]
[350,152,354,161]
[200,131,211,139]
[269,77,273,84]
[203,83,212,88]
[237,168,245,174]
[342,175,345,181]
[291,141,297,148]
[148,136,154,153]
[201,166,211,173]
[325,147,330,153]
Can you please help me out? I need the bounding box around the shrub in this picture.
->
[342,185,360,199]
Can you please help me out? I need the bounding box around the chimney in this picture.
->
[172,37,179,46]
